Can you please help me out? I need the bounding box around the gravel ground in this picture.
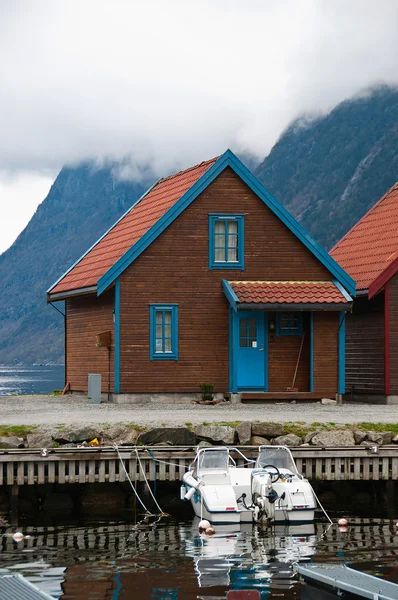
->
[0,394,397,427]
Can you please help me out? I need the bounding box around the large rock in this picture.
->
[353,430,367,445]
[393,434,398,444]
[139,427,196,446]
[271,434,302,447]
[236,422,252,445]
[195,425,235,445]
[0,436,24,449]
[367,431,393,445]
[251,436,270,446]
[251,423,286,438]
[311,430,355,447]
[62,427,99,443]
[321,398,337,405]
[304,431,317,444]
[26,432,54,448]
[102,426,140,446]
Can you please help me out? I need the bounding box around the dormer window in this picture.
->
[209,215,244,270]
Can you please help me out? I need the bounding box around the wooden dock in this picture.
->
[0,445,398,486]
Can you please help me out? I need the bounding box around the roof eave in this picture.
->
[47,286,98,302]
[368,254,398,299]
[237,302,351,311]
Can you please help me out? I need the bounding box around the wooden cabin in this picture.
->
[47,150,354,402]
[331,183,398,404]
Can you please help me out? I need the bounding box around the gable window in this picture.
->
[150,305,178,360]
[209,215,244,270]
[276,312,303,336]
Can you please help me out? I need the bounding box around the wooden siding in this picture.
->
[66,290,114,393]
[388,273,398,394]
[119,167,337,394]
[346,293,385,394]
[313,312,338,394]
[268,312,310,391]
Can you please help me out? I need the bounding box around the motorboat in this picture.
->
[181,445,317,525]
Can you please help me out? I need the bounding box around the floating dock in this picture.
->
[0,574,54,600]
[296,563,398,600]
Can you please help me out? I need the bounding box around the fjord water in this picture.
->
[1,514,398,599]
[0,365,64,395]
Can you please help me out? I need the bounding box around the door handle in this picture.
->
[259,347,264,352]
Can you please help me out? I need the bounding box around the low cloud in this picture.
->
[0,0,397,180]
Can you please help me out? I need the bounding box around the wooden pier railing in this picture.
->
[0,445,397,486]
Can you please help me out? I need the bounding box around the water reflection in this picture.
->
[0,517,397,599]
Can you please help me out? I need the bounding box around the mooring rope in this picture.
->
[113,444,150,514]
[134,448,168,517]
[310,484,333,525]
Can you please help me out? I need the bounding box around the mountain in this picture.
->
[0,164,147,365]
[255,85,398,249]
[1,86,398,364]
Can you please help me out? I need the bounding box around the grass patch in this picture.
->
[185,422,193,430]
[358,422,398,434]
[0,425,38,437]
[214,421,242,428]
[125,422,146,432]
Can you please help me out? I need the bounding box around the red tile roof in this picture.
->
[229,280,350,304]
[49,157,218,295]
[330,183,398,291]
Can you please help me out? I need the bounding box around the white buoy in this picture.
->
[338,518,348,526]
[198,519,210,532]
[12,532,24,542]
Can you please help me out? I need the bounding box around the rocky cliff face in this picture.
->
[255,85,398,249]
[0,164,147,364]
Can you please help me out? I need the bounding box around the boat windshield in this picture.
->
[256,446,298,473]
[197,449,229,471]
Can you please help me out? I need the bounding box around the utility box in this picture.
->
[88,374,101,404]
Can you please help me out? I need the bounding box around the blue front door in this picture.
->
[237,311,266,389]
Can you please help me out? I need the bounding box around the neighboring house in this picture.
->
[331,183,398,404]
[47,150,354,402]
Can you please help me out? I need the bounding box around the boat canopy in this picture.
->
[256,446,298,474]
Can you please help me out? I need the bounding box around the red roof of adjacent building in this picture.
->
[49,157,218,295]
[228,280,350,305]
[330,183,398,292]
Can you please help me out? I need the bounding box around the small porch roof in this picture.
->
[222,280,352,312]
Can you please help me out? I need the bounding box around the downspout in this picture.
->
[338,311,347,399]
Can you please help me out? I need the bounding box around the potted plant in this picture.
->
[199,382,214,402]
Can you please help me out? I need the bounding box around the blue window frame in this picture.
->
[150,304,178,360]
[276,312,303,336]
[209,215,244,270]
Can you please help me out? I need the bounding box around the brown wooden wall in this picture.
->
[268,312,310,391]
[66,290,114,393]
[345,293,385,394]
[118,167,338,394]
[313,312,338,393]
[388,274,398,394]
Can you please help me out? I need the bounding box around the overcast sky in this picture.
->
[1,0,398,254]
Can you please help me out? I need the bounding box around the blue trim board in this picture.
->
[97,149,356,297]
[222,280,240,312]
[114,278,120,393]
[208,214,244,270]
[333,279,353,303]
[338,312,346,395]
[309,312,314,393]
[47,179,160,295]
[149,304,179,361]
[230,308,239,392]
[264,312,269,391]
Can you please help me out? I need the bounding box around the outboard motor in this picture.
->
[251,470,278,525]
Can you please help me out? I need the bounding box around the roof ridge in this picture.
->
[331,181,398,254]
[156,156,220,185]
